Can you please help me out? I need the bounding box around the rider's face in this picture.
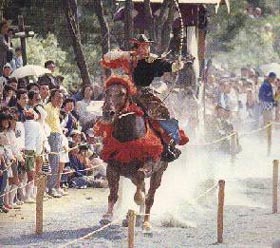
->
[137,43,150,57]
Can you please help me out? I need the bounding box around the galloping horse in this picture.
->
[94,76,171,232]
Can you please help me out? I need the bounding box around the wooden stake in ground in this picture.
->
[217,180,225,243]
[36,175,46,234]
[267,123,272,156]
[127,209,136,248]
[272,160,279,214]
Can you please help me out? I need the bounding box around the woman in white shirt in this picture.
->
[76,84,97,129]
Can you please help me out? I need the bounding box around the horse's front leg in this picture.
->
[143,162,168,232]
[100,163,120,225]
[131,173,145,206]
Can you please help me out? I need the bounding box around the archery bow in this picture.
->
[160,0,185,103]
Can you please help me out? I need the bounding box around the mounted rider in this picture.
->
[101,34,189,162]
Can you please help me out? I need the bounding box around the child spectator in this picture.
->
[68,144,94,189]
[70,129,84,146]
[7,109,24,207]
[23,109,42,203]
[8,107,25,204]
[62,98,77,137]
[33,103,51,175]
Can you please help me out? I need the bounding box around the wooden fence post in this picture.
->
[217,180,225,243]
[272,160,279,214]
[128,209,136,248]
[36,175,46,234]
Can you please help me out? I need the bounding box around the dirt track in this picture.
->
[0,178,280,248]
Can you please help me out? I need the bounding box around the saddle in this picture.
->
[112,113,146,142]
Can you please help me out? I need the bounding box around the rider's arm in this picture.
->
[103,50,131,62]
[101,50,132,73]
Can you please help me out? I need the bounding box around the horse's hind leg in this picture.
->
[100,163,120,225]
[143,162,168,232]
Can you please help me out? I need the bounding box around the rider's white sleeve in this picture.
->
[103,50,131,62]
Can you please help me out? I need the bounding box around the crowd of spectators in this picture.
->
[0,58,107,214]
[194,66,278,153]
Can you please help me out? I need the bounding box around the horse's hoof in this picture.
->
[134,191,145,206]
[142,221,152,236]
[122,218,128,227]
[100,214,113,226]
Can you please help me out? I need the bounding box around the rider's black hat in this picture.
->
[129,34,154,44]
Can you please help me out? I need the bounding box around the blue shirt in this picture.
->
[69,154,86,176]
[258,80,274,103]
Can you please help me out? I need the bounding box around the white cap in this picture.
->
[3,63,12,70]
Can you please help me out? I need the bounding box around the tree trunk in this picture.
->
[124,0,134,50]
[93,0,110,77]
[44,0,57,34]
[63,0,91,86]
[144,0,155,41]
[155,0,170,46]
[161,2,175,52]
[111,0,118,15]
[93,0,110,55]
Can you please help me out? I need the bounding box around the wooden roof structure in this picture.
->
[117,0,230,13]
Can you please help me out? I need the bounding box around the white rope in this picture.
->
[0,163,103,198]
[239,123,272,138]
[59,217,122,248]
[190,183,218,203]
[0,177,39,198]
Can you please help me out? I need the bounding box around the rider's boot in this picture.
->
[161,139,182,162]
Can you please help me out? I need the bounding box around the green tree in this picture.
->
[211,15,280,72]
[207,0,248,53]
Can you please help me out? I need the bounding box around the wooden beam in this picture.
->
[117,0,227,4]
[18,15,27,66]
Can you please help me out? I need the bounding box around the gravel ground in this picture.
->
[0,179,279,248]
[1,127,280,248]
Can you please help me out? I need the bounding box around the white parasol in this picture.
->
[10,65,51,79]
[259,63,280,77]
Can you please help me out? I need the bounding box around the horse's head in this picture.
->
[102,75,137,122]
[103,84,129,121]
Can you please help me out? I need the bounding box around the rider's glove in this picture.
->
[172,60,184,72]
